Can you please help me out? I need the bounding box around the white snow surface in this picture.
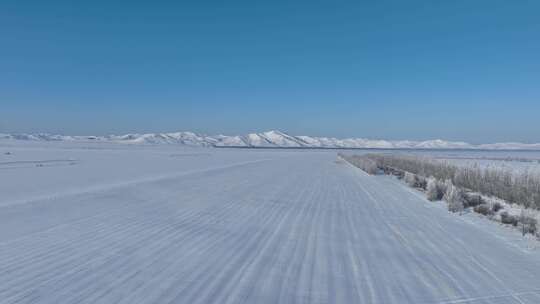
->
[2,142,540,303]
[2,130,540,150]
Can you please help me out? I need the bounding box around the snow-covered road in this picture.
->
[1,146,540,303]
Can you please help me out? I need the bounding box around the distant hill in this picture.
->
[2,130,540,150]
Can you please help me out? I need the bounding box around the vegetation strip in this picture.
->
[340,153,539,238]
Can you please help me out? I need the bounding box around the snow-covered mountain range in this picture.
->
[2,130,540,150]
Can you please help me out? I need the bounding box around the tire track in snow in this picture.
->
[3,153,540,303]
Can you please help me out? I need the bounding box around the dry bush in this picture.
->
[426,177,445,201]
[500,212,518,226]
[491,202,503,213]
[520,210,538,236]
[404,172,417,187]
[474,204,493,216]
[339,154,379,175]
[444,181,464,213]
[463,192,484,208]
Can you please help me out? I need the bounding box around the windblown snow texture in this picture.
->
[1,146,540,303]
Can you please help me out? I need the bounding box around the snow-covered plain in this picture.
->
[2,142,540,303]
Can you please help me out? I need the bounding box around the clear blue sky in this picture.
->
[1,0,539,143]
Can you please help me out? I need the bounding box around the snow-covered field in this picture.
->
[2,142,540,303]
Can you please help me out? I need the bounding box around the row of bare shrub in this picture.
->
[349,153,540,210]
[339,153,539,235]
[340,154,379,175]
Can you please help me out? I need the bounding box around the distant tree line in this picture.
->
[339,153,540,235]
[341,153,540,210]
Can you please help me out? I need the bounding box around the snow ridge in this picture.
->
[2,131,540,150]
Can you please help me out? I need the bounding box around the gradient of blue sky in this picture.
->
[1,0,539,143]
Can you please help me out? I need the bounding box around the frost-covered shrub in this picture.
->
[519,210,537,236]
[491,202,503,213]
[426,177,438,201]
[403,172,427,189]
[426,177,444,201]
[444,180,464,213]
[474,204,493,216]
[463,193,484,208]
[358,153,540,209]
[360,159,378,175]
[393,169,405,179]
[416,175,427,190]
[500,212,518,226]
[339,154,379,175]
[404,172,417,187]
